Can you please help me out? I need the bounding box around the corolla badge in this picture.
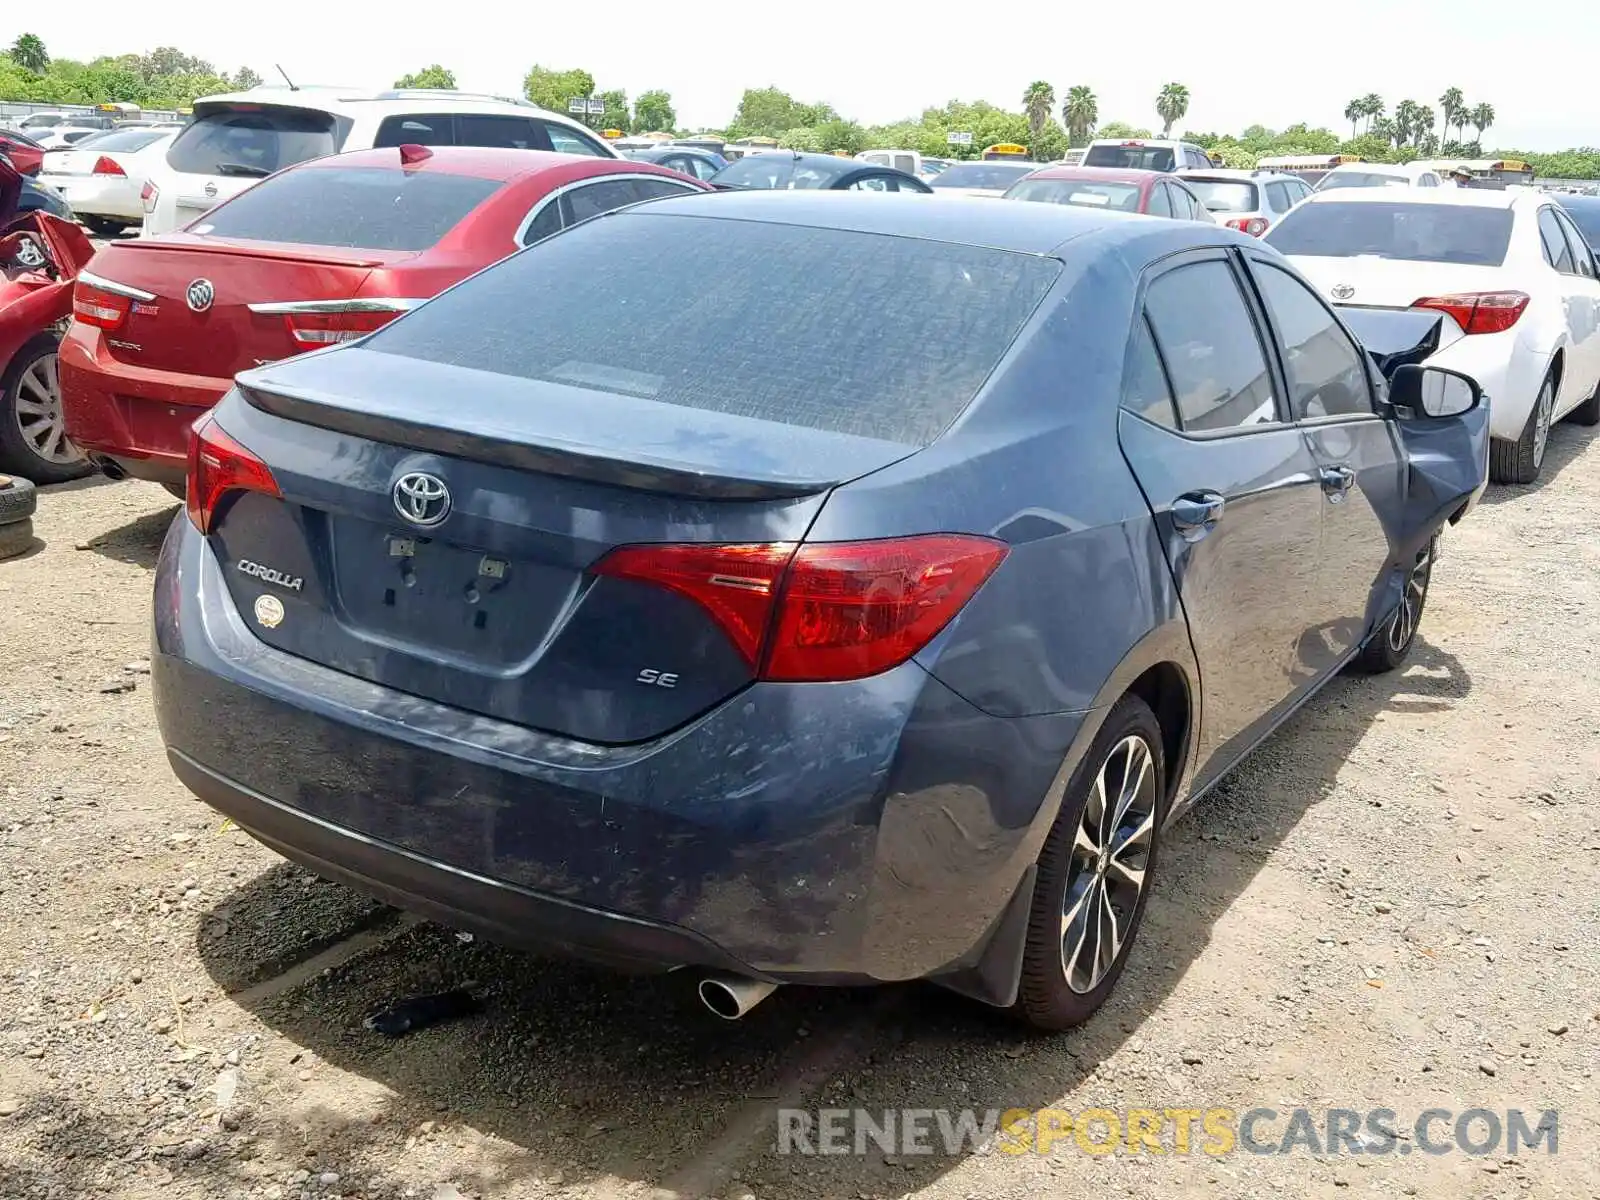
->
[392,472,451,527]
[1331,284,1355,301]
[185,278,215,312]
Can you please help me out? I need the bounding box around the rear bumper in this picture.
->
[37,175,141,222]
[58,323,229,485]
[153,516,1089,992]
[1429,330,1539,442]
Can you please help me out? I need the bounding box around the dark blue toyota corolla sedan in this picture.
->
[153,192,1489,1030]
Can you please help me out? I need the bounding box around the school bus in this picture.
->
[726,136,781,160]
[982,143,1030,161]
[601,128,625,140]
[1255,154,1364,185]
[1414,158,1535,186]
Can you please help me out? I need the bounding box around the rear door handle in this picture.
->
[1319,465,1357,498]
[1171,491,1226,538]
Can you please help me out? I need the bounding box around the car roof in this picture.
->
[190,86,574,123]
[617,189,1251,258]
[296,145,682,186]
[1300,186,1523,210]
[1025,165,1161,185]
[1177,168,1295,182]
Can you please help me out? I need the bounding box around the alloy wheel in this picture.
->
[1061,734,1158,994]
[1532,379,1553,469]
[1387,543,1433,654]
[12,351,84,468]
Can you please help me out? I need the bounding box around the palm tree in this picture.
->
[1344,98,1365,139]
[8,33,49,74]
[1412,104,1436,148]
[1438,88,1464,142]
[1469,102,1495,143]
[1023,81,1055,148]
[1063,86,1098,147]
[1155,83,1190,139]
[1393,100,1421,148]
[1360,94,1385,133]
[1371,117,1397,146]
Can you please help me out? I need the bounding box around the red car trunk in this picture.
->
[79,236,419,377]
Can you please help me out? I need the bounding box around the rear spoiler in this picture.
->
[235,347,916,502]
[1334,306,1449,379]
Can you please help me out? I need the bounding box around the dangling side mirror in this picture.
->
[1388,363,1483,420]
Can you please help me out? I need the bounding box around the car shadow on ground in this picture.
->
[192,638,1471,1198]
[83,501,178,570]
[1476,419,1594,506]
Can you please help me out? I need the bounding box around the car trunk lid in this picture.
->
[1285,254,1510,311]
[201,347,919,744]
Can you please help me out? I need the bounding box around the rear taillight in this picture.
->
[72,282,133,329]
[1412,291,1529,336]
[593,534,1008,682]
[140,181,158,214]
[247,298,421,348]
[92,155,125,177]
[186,414,281,535]
[1226,216,1269,236]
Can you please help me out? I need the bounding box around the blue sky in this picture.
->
[19,0,1599,149]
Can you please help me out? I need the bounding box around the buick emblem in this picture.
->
[393,472,451,527]
[1331,284,1355,301]
[185,278,215,312]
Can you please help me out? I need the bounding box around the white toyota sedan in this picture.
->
[1264,188,1600,484]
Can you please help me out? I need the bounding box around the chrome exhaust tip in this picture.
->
[697,975,778,1020]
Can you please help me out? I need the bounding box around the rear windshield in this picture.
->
[77,128,167,154]
[929,163,1034,190]
[1559,200,1600,249]
[166,106,347,178]
[368,214,1060,445]
[194,166,502,251]
[712,155,843,190]
[1006,178,1142,211]
[1316,171,1408,191]
[1183,180,1258,213]
[1264,201,1514,266]
[1084,145,1174,171]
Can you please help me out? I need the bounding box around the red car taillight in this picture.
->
[92,155,125,177]
[1226,216,1269,236]
[250,299,419,348]
[186,414,280,535]
[72,280,133,330]
[1412,291,1529,335]
[593,534,1008,682]
[141,181,158,214]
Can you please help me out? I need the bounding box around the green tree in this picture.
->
[1022,80,1055,148]
[9,33,49,74]
[523,65,595,114]
[233,66,263,90]
[1360,94,1384,132]
[1099,120,1153,140]
[1155,83,1189,138]
[1469,102,1495,143]
[729,87,800,137]
[1438,87,1464,142]
[633,89,675,133]
[1411,104,1435,148]
[1062,86,1098,147]
[1344,98,1364,140]
[814,118,867,154]
[597,88,629,132]
[395,65,457,89]
[1393,100,1421,147]
[140,47,214,79]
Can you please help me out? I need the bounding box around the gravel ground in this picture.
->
[0,419,1597,1200]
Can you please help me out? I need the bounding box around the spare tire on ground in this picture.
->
[0,516,34,560]
[0,474,38,525]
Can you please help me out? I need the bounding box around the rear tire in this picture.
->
[1488,371,1555,484]
[1015,694,1165,1031]
[1351,536,1434,675]
[0,336,92,485]
[83,216,126,238]
[0,517,34,560]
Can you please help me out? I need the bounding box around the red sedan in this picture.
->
[1,154,95,483]
[61,146,711,489]
[0,129,46,178]
[1002,166,1214,222]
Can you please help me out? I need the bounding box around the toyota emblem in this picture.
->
[1331,284,1355,301]
[185,278,215,313]
[393,472,451,528]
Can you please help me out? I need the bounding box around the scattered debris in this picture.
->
[364,989,482,1037]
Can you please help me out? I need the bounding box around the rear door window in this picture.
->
[167,106,348,177]
[1143,258,1279,432]
[195,165,503,251]
[374,114,455,148]
[1264,182,1292,213]
[1124,316,1178,428]
[1146,184,1173,218]
[1265,201,1515,266]
[368,213,1061,446]
[458,115,549,150]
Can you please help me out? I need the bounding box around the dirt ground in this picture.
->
[1,420,1597,1200]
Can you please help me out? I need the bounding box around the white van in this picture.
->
[140,86,619,235]
[857,149,922,176]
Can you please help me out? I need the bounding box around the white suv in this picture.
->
[140,87,619,235]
